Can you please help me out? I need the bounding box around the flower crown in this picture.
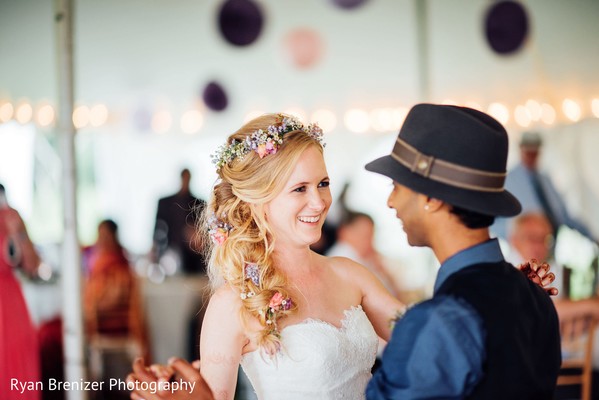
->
[211,114,325,171]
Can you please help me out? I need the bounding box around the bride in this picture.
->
[127,114,554,400]
[196,113,400,399]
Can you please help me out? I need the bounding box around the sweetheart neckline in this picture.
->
[241,305,364,358]
[280,304,364,333]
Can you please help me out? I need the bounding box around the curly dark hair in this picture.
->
[449,206,495,229]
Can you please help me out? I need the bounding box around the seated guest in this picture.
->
[508,213,599,399]
[83,219,149,360]
[327,211,401,297]
[507,212,563,296]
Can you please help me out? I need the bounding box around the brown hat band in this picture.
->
[391,138,507,192]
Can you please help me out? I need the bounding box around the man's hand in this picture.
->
[127,357,214,400]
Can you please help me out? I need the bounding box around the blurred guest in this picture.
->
[83,219,149,361]
[507,212,563,296]
[38,317,64,400]
[494,131,596,242]
[508,212,554,263]
[0,183,41,400]
[309,220,337,255]
[508,213,599,399]
[327,211,401,297]
[152,168,207,275]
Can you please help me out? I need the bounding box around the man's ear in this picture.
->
[424,196,444,212]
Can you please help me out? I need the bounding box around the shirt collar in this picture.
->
[434,238,505,294]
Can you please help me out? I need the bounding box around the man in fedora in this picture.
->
[364,104,561,399]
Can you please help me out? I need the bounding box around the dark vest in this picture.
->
[436,261,561,400]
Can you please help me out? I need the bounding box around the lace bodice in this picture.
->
[240,305,378,400]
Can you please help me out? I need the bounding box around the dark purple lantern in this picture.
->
[331,0,368,10]
[203,82,228,112]
[218,0,264,46]
[485,1,529,55]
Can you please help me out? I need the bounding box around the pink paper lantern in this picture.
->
[283,28,325,70]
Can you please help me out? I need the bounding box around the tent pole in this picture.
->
[415,0,430,102]
[55,0,87,398]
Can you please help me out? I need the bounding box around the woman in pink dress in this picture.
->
[0,183,41,400]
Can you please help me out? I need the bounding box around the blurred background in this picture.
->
[1,0,599,398]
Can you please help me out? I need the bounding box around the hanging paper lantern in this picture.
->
[203,82,228,111]
[218,0,264,46]
[283,28,325,70]
[331,0,368,10]
[485,0,529,55]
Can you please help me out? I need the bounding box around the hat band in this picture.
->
[391,138,506,192]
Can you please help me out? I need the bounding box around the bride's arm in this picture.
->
[342,259,406,341]
[199,286,247,400]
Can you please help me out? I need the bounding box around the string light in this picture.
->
[4,96,599,134]
[465,102,483,111]
[180,109,204,134]
[344,108,370,134]
[562,99,581,122]
[591,99,599,118]
[36,104,55,127]
[310,109,337,133]
[283,107,307,123]
[90,104,108,127]
[72,105,90,129]
[514,105,531,128]
[487,102,510,125]
[525,99,542,121]
[370,108,395,133]
[0,102,14,123]
[15,102,33,124]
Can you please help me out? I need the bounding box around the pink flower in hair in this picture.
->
[211,227,228,245]
[207,213,233,245]
[269,292,284,311]
[256,143,268,158]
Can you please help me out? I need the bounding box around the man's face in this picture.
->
[520,147,540,170]
[342,217,375,258]
[386,181,426,246]
[511,216,553,262]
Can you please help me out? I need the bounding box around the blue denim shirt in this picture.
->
[366,239,505,399]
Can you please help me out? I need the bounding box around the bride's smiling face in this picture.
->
[264,145,332,249]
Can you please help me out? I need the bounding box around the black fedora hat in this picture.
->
[365,103,521,217]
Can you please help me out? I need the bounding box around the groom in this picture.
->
[364,103,561,399]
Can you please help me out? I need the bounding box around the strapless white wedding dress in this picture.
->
[240,305,378,400]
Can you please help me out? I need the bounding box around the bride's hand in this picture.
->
[517,259,558,296]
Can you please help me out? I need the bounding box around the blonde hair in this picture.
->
[201,114,324,354]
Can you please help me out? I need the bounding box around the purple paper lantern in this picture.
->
[331,0,368,10]
[485,1,529,55]
[218,0,264,46]
[203,82,228,112]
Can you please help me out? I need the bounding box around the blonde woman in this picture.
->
[128,114,555,400]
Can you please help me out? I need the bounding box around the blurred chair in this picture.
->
[557,313,598,400]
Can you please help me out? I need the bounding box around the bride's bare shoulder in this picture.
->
[207,284,243,314]
[318,252,370,280]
